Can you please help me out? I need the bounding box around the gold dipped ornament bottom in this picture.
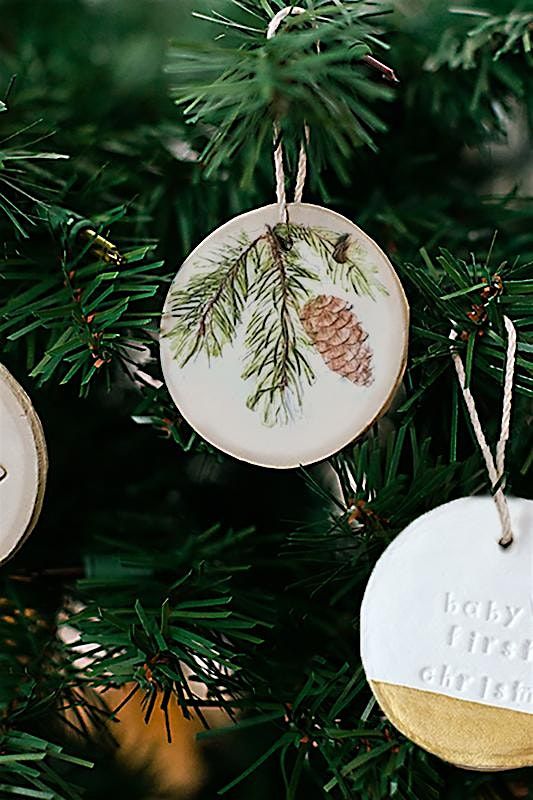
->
[360,496,533,770]
[160,203,409,468]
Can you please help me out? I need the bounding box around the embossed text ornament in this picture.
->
[360,316,533,771]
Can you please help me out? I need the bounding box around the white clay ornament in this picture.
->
[0,363,48,562]
[361,496,533,771]
[361,315,531,770]
[160,203,408,467]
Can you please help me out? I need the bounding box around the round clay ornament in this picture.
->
[360,496,533,770]
[160,203,409,468]
[0,364,48,562]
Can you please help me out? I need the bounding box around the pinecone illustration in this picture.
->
[300,295,374,386]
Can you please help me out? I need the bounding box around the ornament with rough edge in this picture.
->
[360,496,533,771]
[0,363,48,562]
[160,202,409,468]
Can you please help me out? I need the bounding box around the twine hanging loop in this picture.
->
[450,316,517,548]
[267,6,310,221]
[266,5,306,40]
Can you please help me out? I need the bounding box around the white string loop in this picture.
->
[267,6,310,221]
[266,5,305,40]
[450,316,517,548]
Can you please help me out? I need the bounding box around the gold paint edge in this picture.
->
[371,680,533,771]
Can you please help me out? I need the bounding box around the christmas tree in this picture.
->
[0,0,532,797]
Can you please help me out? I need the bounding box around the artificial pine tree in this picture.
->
[0,0,532,798]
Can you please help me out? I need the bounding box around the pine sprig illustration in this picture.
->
[165,231,259,364]
[165,220,382,425]
[283,223,387,298]
[242,227,318,426]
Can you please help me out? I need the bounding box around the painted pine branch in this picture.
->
[285,223,387,297]
[242,226,317,426]
[165,232,260,365]
[166,220,390,424]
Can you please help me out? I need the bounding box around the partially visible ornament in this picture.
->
[0,364,47,562]
[360,496,533,771]
[160,203,408,468]
[361,315,531,771]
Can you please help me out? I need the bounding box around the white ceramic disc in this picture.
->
[0,364,48,562]
[361,496,533,769]
[160,203,409,468]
